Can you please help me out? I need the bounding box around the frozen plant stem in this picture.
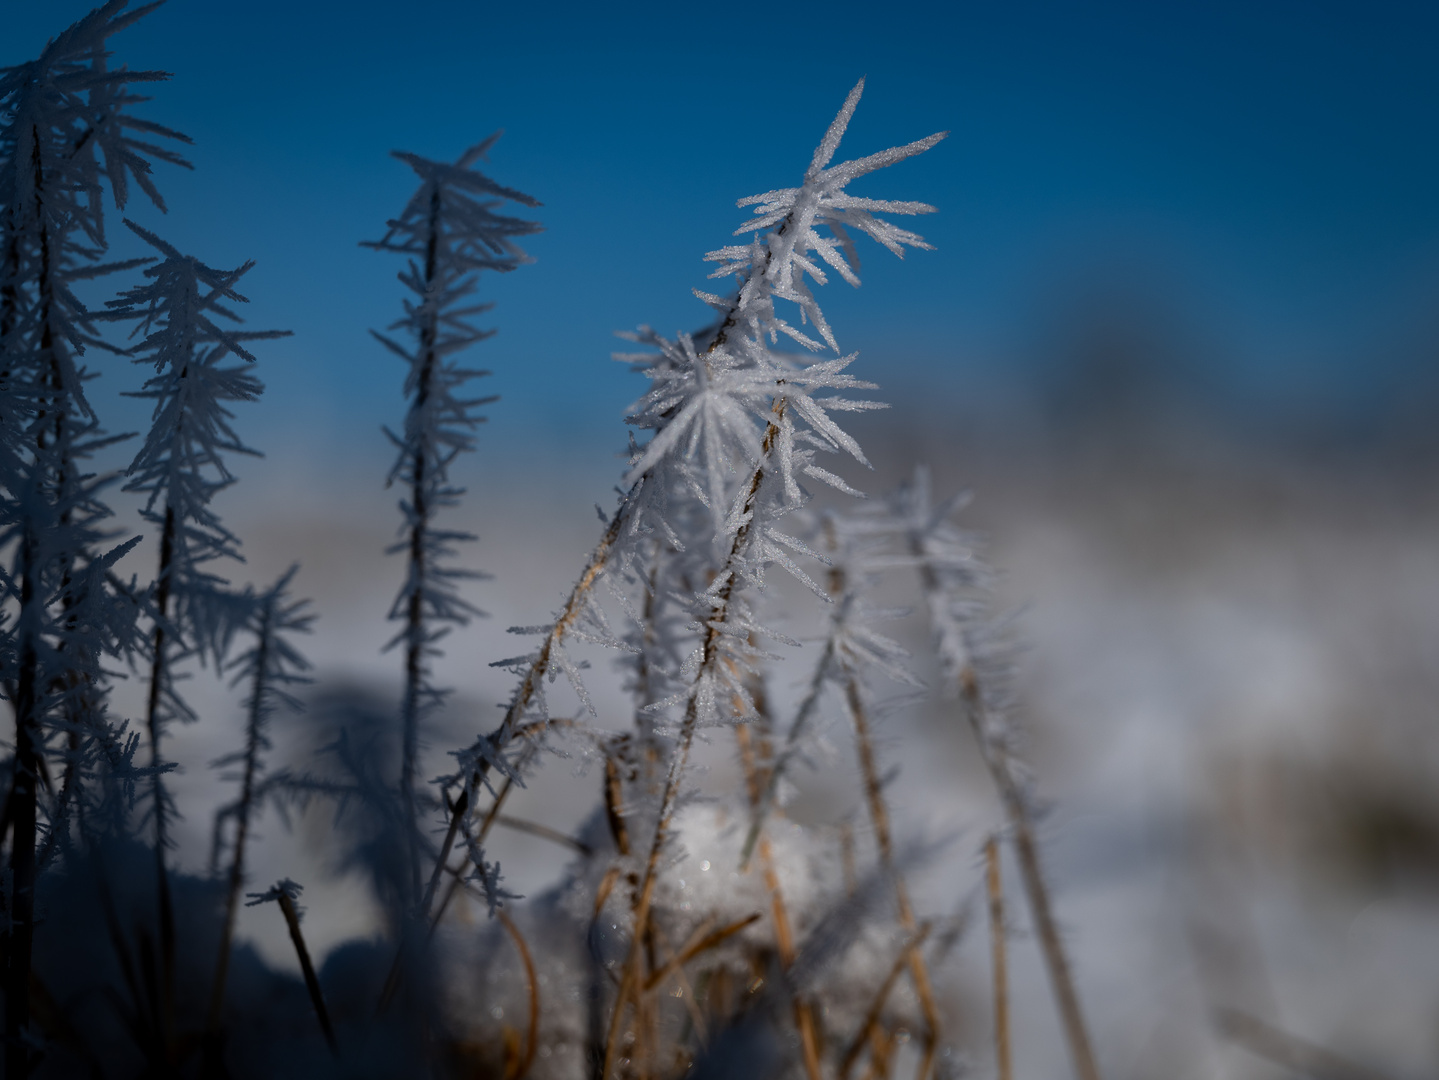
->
[144,504,179,1050]
[733,681,825,1080]
[209,578,309,1028]
[844,674,940,1080]
[6,129,55,1080]
[9,526,40,1080]
[366,136,540,905]
[589,78,943,1079]
[900,469,1103,1080]
[817,524,940,1080]
[986,836,1012,1080]
[739,622,838,869]
[1011,804,1100,1080]
[278,890,338,1057]
[497,908,540,1080]
[840,923,931,1080]
[439,80,943,948]
[399,185,441,901]
[2,9,195,1056]
[208,588,270,1029]
[602,405,788,1080]
[106,225,286,1055]
[960,665,1100,1080]
[250,882,338,1056]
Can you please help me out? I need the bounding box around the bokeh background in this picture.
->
[7,2,1439,1077]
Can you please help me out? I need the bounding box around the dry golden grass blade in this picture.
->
[946,649,1102,1080]
[604,751,633,856]
[641,916,715,996]
[763,837,826,1080]
[734,721,764,806]
[493,814,593,855]
[844,676,941,1080]
[647,920,711,1050]
[1007,802,1101,1080]
[593,864,622,924]
[840,923,932,1080]
[733,689,824,1080]
[642,914,761,993]
[496,909,540,1080]
[986,837,1012,1080]
[601,900,648,1080]
[859,1023,897,1080]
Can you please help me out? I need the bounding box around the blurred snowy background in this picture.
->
[8,1,1439,1077]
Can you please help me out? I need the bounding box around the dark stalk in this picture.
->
[399,184,442,906]
[141,306,200,1059]
[143,502,178,1062]
[7,532,41,1080]
[273,891,338,1057]
[7,129,55,1078]
[207,596,274,1030]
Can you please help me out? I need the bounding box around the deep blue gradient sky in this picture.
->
[7,0,1439,466]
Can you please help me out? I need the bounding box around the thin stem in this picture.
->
[602,405,787,1080]
[840,924,932,1080]
[959,667,1101,1080]
[831,519,940,1080]
[1010,812,1100,1080]
[986,836,1012,1080]
[735,714,823,1080]
[7,134,53,1078]
[492,814,593,856]
[208,598,274,1030]
[275,892,338,1057]
[496,908,540,1080]
[739,630,838,869]
[846,675,941,1080]
[7,531,40,1080]
[1213,1008,1388,1080]
[399,185,443,907]
[640,914,760,993]
[418,787,468,921]
[911,516,1102,1080]
[144,503,179,1064]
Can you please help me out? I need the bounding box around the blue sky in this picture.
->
[7,0,1439,464]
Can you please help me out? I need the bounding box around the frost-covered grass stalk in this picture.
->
[985,835,1013,1080]
[100,221,286,1053]
[3,8,1107,1077]
[364,138,540,902]
[411,78,952,1080]
[894,468,1102,1080]
[208,569,312,1028]
[822,511,942,1075]
[246,878,337,1055]
[0,3,188,1067]
[106,223,285,843]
